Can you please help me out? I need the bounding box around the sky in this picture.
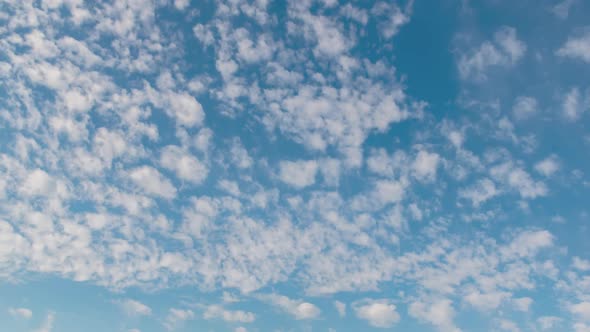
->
[0,0,590,331]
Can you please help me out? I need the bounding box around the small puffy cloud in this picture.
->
[160,145,208,184]
[498,319,521,332]
[279,160,318,189]
[571,302,590,321]
[561,87,587,121]
[512,96,538,119]
[534,156,560,177]
[167,92,205,127]
[118,299,152,316]
[20,169,54,197]
[129,166,177,199]
[409,299,460,332]
[260,294,320,320]
[203,305,255,323]
[464,290,510,312]
[459,178,499,207]
[513,297,533,312]
[557,29,590,63]
[458,26,526,80]
[8,307,32,319]
[537,316,562,330]
[573,257,590,271]
[164,308,194,331]
[234,328,248,332]
[412,150,440,181]
[353,299,400,328]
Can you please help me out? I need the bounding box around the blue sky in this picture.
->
[1,0,590,331]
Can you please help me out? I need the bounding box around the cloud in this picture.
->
[118,299,152,316]
[557,29,590,63]
[353,299,400,328]
[409,299,460,332]
[203,305,255,323]
[164,308,195,331]
[334,301,346,317]
[512,96,538,120]
[458,27,526,80]
[412,150,441,181]
[561,87,587,120]
[571,302,590,321]
[33,312,55,332]
[534,156,560,177]
[8,307,32,319]
[129,166,177,199]
[537,316,562,330]
[259,294,320,320]
[160,145,208,184]
[279,160,318,189]
[459,178,499,207]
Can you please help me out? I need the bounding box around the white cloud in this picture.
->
[8,307,32,319]
[557,29,590,63]
[409,299,460,332]
[571,302,590,321]
[334,300,346,317]
[537,316,561,330]
[562,87,586,120]
[498,319,521,332]
[164,308,195,331]
[160,145,208,184]
[129,166,177,199]
[203,305,255,323]
[167,92,205,127]
[118,299,152,316]
[279,160,318,189]
[534,156,560,177]
[412,150,440,181]
[513,297,533,312]
[464,290,510,312]
[459,178,499,207]
[353,299,400,328]
[260,294,320,320]
[458,26,526,80]
[573,257,590,271]
[512,96,538,119]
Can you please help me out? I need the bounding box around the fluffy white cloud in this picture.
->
[164,308,194,331]
[118,299,152,316]
[260,294,320,320]
[409,299,460,332]
[459,178,499,207]
[534,156,560,177]
[279,160,318,189]
[557,29,590,63]
[203,305,255,323]
[160,145,208,184]
[129,166,177,199]
[512,96,538,119]
[458,26,526,80]
[561,87,587,120]
[571,302,590,321]
[412,150,440,181]
[353,299,400,328]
